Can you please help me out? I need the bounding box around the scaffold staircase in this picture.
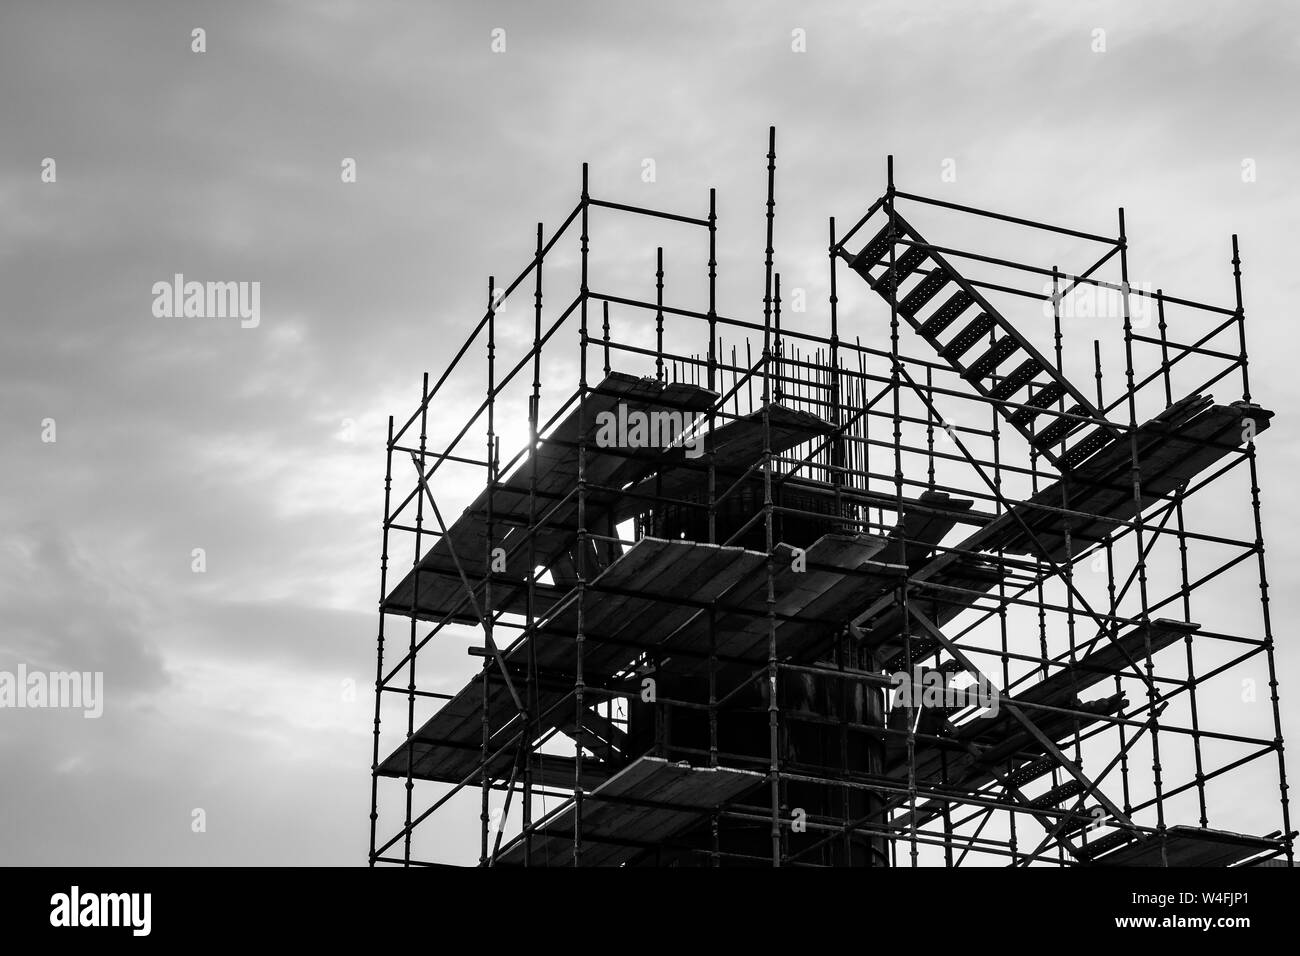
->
[837,209,1121,470]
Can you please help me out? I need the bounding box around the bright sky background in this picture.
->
[2,0,1297,865]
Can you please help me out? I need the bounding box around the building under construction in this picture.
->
[367,130,1292,867]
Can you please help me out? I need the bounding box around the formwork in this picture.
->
[367,129,1292,867]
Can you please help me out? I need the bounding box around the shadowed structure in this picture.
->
[368,131,1292,868]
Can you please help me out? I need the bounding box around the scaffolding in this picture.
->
[367,129,1293,867]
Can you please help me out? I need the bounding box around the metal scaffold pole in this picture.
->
[366,135,1291,869]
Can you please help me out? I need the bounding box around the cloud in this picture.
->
[0,0,1296,865]
[0,524,169,696]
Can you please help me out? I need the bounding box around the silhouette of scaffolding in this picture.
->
[367,129,1292,867]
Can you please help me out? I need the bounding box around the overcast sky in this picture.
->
[1,0,1298,865]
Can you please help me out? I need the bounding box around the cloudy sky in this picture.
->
[1,0,1297,865]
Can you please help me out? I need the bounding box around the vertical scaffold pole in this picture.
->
[602,301,611,377]
[708,188,718,393]
[829,217,844,518]
[887,155,917,868]
[574,164,591,866]
[1118,209,1166,848]
[1156,288,1208,828]
[368,414,395,866]
[774,273,783,404]
[656,246,665,383]
[991,318,1007,867]
[708,191,719,546]
[1232,235,1292,864]
[481,276,497,867]
[524,223,544,866]
[761,126,780,867]
[404,372,429,865]
[1096,338,1133,818]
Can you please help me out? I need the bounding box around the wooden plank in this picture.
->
[1018,619,1197,709]
[889,693,1128,829]
[567,545,767,675]
[384,539,772,786]
[1094,826,1277,867]
[525,539,758,675]
[859,398,1258,659]
[384,372,718,622]
[494,756,763,866]
[976,400,1269,561]
[661,533,890,675]
[612,404,836,524]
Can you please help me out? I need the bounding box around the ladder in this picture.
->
[838,210,1120,470]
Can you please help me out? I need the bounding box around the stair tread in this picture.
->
[939,313,996,360]
[1077,828,1139,861]
[876,245,928,291]
[920,290,976,339]
[965,336,1021,380]
[851,225,894,272]
[900,270,949,315]
[990,359,1043,401]
[1029,779,1085,810]
[1032,403,1088,449]
[1061,426,1114,470]
[1005,755,1059,788]
[1010,382,1068,426]
[841,210,1113,470]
